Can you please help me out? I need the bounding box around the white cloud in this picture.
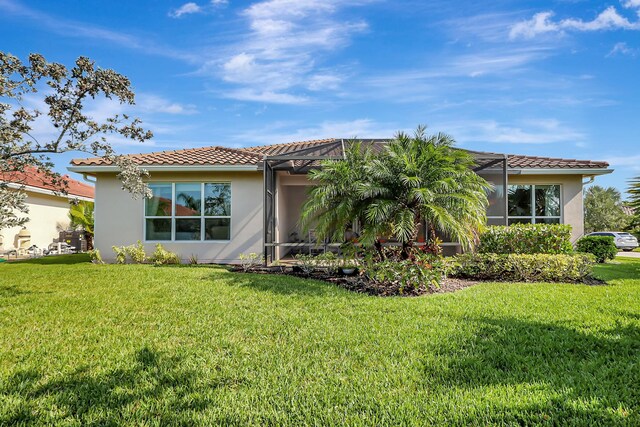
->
[169,2,202,18]
[211,0,228,4]
[223,89,308,104]
[604,155,640,171]
[510,6,640,39]
[437,119,585,145]
[214,0,370,103]
[0,0,196,62]
[136,94,198,115]
[233,119,400,146]
[607,42,637,57]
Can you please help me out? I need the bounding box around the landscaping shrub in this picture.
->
[294,254,315,276]
[149,244,180,266]
[479,224,573,254]
[112,246,127,264]
[453,253,594,283]
[576,235,618,263]
[125,240,147,264]
[239,252,264,272]
[361,258,444,294]
[87,249,104,264]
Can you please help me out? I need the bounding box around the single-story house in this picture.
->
[68,139,612,263]
[0,167,95,252]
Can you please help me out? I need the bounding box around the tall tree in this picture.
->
[68,200,94,250]
[1,52,153,230]
[627,176,640,231]
[584,185,630,233]
[301,127,491,259]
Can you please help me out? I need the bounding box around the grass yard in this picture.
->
[1,255,639,425]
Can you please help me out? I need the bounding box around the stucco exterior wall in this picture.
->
[93,171,263,263]
[275,172,312,258]
[0,191,71,251]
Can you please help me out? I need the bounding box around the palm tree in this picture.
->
[628,176,640,230]
[301,126,491,259]
[68,200,94,249]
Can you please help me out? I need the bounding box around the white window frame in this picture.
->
[144,182,232,243]
[507,184,563,225]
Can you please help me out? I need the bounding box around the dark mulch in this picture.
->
[230,266,479,297]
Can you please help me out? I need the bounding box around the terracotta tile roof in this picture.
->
[0,167,94,199]
[507,154,609,169]
[70,139,610,172]
[70,146,262,167]
[243,139,339,156]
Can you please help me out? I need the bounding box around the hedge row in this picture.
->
[453,253,595,283]
[479,224,573,255]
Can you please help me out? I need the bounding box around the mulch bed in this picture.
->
[230,265,607,296]
[230,266,479,297]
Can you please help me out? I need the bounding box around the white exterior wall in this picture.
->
[0,191,72,251]
[93,171,263,263]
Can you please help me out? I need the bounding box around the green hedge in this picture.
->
[479,224,573,254]
[453,253,594,283]
[575,236,618,263]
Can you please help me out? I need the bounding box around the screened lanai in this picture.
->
[261,139,509,264]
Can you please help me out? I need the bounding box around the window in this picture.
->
[145,183,231,241]
[508,184,561,225]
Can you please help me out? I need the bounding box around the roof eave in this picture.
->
[512,168,613,176]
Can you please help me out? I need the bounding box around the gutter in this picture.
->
[477,168,613,176]
[3,182,94,202]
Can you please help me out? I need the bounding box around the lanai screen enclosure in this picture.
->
[261,139,509,263]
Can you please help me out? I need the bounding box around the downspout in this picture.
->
[81,173,96,184]
[582,176,595,185]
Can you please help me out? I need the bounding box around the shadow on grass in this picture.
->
[0,347,244,425]
[13,254,91,265]
[215,270,343,297]
[422,315,640,424]
[0,285,31,298]
[592,259,640,282]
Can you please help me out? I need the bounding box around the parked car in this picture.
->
[46,242,77,255]
[587,232,639,251]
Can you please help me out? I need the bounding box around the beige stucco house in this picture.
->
[0,168,94,253]
[68,139,612,264]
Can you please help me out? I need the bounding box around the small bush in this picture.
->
[88,249,104,264]
[294,253,315,276]
[112,246,127,264]
[125,241,147,264]
[361,257,444,294]
[453,253,594,283]
[149,244,181,266]
[239,252,264,272]
[314,252,341,272]
[479,224,573,254]
[576,236,618,263]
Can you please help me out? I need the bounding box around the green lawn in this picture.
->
[1,255,639,425]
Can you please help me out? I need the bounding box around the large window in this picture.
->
[145,182,231,241]
[508,184,561,225]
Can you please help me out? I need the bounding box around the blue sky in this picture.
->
[1,0,639,194]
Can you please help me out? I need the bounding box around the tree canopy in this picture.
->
[300,127,491,258]
[1,52,152,230]
[584,185,630,233]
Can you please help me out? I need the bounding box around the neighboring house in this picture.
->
[0,168,95,252]
[69,139,612,263]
